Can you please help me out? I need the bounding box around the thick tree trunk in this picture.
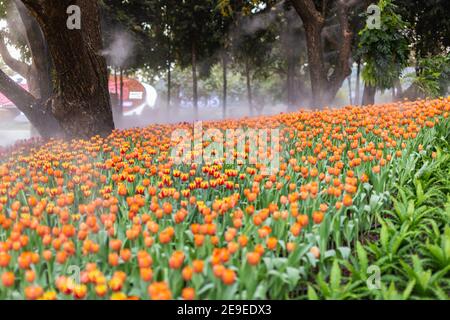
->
[303,21,327,106]
[222,53,227,119]
[191,40,198,119]
[21,0,114,139]
[290,0,353,108]
[245,60,253,115]
[362,83,376,105]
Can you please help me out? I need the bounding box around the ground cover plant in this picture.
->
[0,98,449,300]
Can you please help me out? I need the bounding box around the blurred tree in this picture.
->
[357,0,410,105]
[407,54,450,99]
[168,0,222,119]
[395,0,450,100]
[232,23,277,115]
[396,0,450,62]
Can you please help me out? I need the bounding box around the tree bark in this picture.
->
[21,0,114,138]
[303,23,327,106]
[362,83,376,105]
[290,0,353,107]
[191,40,198,119]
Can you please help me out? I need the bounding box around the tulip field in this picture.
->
[0,98,449,300]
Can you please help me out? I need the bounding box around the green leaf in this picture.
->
[380,223,389,252]
[307,285,319,300]
[356,241,368,279]
[330,260,342,292]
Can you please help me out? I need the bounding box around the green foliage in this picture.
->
[301,115,450,300]
[358,0,410,90]
[409,54,450,98]
[396,0,450,59]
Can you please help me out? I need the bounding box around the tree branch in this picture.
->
[0,68,61,137]
[290,0,324,25]
[0,35,31,78]
[14,0,53,99]
[321,0,328,16]
[0,68,36,108]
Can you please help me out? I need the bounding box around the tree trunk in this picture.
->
[284,9,297,112]
[167,62,171,110]
[21,0,114,138]
[355,59,361,104]
[191,40,198,119]
[303,21,327,106]
[362,83,376,105]
[114,68,118,95]
[110,67,119,118]
[290,0,353,108]
[394,78,402,100]
[287,48,297,111]
[120,68,124,115]
[222,52,227,119]
[245,60,253,115]
[347,76,352,105]
[167,37,172,111]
